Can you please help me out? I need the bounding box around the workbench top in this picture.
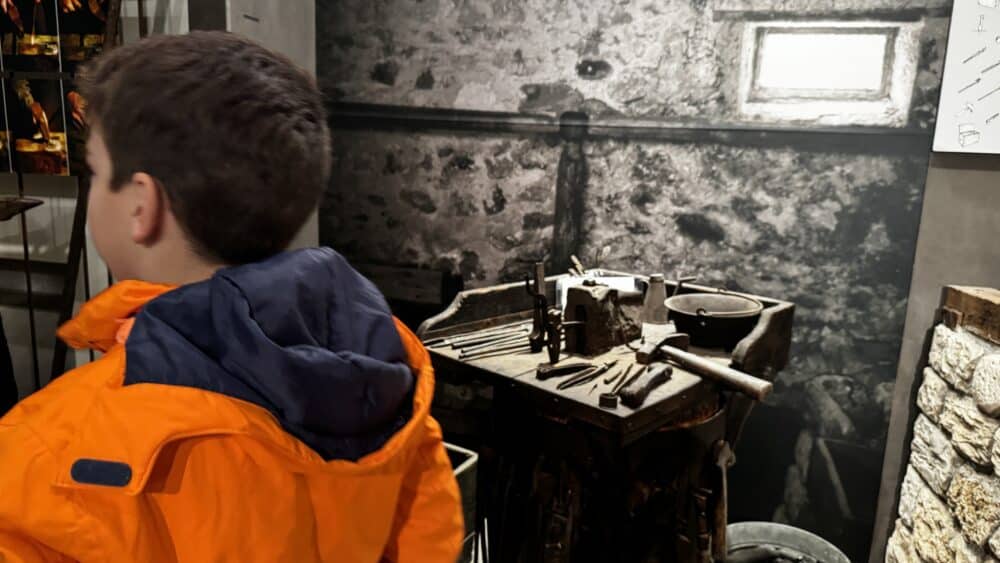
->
[418,271,794,444]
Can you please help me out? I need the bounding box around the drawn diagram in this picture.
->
[934,0,1000,153]
[960,123,982,146]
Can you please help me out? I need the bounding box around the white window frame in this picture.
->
[739,21,923,127]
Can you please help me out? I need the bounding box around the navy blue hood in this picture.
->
[124,248,415,462]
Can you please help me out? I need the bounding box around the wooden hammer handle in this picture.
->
[661,345,772,401]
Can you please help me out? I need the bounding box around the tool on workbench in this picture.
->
[525,263,550,353]
[461,345,533,361]
[424,322,530,348]
[603,364,627,385]
[460,340,535,360]
[564,282,642,356]
[641,274,669,325]
[636,332,772,401]
[546,308,562,364]
[457,332,531,354]
[619,364,673,409]
[613,364,643,395]
[447,327,530,349]
[537,362,594,381]
[557,360,618,391]
[598,392,618,409]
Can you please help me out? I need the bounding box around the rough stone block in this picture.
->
[931,325,999,392]
[953,534,990,563]
[913,484,959,563]
[912,413,959,495]
[993,428,1000,479]
[948,463,1000,547]
[972,354,1000,417]
[942,393,1000,467]
[989,521,1000,560]
[918,367,950,422]
[887,521,918,563]
[899,465,930,528]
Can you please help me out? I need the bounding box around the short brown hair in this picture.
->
[80,31,331,265]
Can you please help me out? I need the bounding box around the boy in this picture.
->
[0,31,463,562]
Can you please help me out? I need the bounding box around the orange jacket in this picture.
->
[0,250,463,562]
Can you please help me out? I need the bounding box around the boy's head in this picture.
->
[80,31,331,283]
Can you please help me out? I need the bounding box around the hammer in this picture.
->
[636,333,772,401]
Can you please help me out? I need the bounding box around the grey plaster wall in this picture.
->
[317,1,950,559]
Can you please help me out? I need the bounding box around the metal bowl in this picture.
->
[665,292,764,350]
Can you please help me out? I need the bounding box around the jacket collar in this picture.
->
[57,280,176,352]
[52,281,435,493]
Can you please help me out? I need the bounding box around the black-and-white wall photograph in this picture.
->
[3,2,1000,562]
[318,2,954,560]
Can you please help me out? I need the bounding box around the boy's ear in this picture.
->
[128,172,166,246]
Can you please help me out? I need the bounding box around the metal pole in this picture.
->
[17,173,40,391]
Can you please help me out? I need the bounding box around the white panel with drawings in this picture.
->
[934,0,1000,152]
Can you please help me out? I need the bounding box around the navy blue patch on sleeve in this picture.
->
[71,459,133,487]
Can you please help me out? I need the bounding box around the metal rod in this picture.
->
[425,322,530,347]
[81,225,94,363]
[614,365,644,395]
[459,339,536,357]
[456,333,527,354]
[461,346,533,361]
[16,173,39,391]
[449,328,530,348]
[557,361,617,390]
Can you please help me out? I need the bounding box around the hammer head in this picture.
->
[635,332,690,364]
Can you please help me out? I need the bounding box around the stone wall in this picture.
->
[888,288,1000,563]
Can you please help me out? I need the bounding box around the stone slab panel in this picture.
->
[913,484,959,563]
[899,464,930,528]
[930,325,999,392]
[942,393,1000,467]
[948,463,1000,547]
[887,521,918,563]
[972,354,1000,417]
[918,366,950,422]
[912,413,959,495]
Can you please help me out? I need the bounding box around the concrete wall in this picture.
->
[316,1,949,559]
[873,157,1000,562]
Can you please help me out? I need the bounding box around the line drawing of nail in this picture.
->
[987,112,1000,124]
[960,78,982,93]
[984,60,1000,73]
[966,46,988,64]
[979,84,1000,101]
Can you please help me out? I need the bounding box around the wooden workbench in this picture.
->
[418,272,795,562]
